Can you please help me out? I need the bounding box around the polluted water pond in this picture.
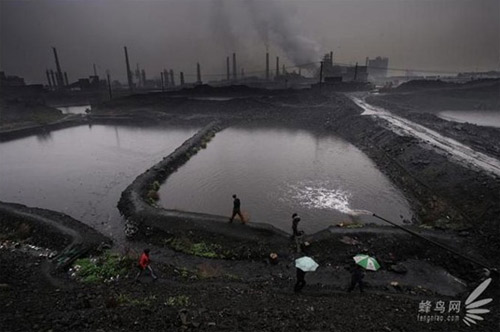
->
[159,126,413,233]
[0,124,199,244]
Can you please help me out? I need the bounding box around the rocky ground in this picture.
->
[1,84,499,331]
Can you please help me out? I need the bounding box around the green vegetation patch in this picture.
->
[165,237,227,259]
[166,295,190,307]
[72,251,132,283]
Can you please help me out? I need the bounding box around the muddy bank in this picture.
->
[0,201,111,270]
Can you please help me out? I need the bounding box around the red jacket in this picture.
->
[139,253,150,269]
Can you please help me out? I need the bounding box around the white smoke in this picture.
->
[245,0,321,67]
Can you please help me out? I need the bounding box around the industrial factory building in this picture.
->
[366,56,389,79]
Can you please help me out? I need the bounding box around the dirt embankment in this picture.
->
[0,201,111,270]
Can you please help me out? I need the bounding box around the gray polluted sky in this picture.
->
[1,0,498,84]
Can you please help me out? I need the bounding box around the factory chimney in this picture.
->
[169,69,175,86]
[64,72,69,86]
[106,70,113,100]
[52,47,64,88]
[180,72,185,86]
[163,69,169,87]
[266,52,269,80]
[123,46,133,92]
[275,56,280,79]
[141,69,146,86]
[46,70,52,89]
[196,63,202,84]
[226,56,230,81]
[232,53,237,81]
[330,51,333,65]
[93,64,98,77]
[50,70,56,88]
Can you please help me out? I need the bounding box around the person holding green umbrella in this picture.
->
[348,254,380,293]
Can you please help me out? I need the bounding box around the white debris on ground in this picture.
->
[0,240,57,258]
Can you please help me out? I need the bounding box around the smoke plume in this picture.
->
[245,0,321,66]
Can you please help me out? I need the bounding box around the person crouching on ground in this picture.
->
[135,248,158,282]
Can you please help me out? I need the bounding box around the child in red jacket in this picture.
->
[135,248,158,282]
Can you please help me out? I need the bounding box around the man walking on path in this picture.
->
[229,194,244,223]
[135,248,158,282]
[292,213,302,236]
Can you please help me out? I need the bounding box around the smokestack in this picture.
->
[52,47,64,88]
[180,72,185,86]
[124,46,133,92]
[226,56,230,81]
[266,52,269,80]
[106,70,113,100]
[46,70,52,89]
[160,72,165,92]
[330,51,333,65]
[232,52,237,81]
[275,56,279,79]
[93,64,97,77]
[50,70,56,88]
[141,69,146,85]
[64,72,69,86]
[196,62,202,84]
[163,69,169,87]
[169,69,175,86]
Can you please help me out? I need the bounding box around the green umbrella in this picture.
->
[353,254,380,271]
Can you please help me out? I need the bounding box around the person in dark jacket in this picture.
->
[347,264,365,293]
[229,194,244,223]
[292,213,302,236]
[294,268,307,293]
[135,248,158,282]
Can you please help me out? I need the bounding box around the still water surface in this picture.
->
[0,124,199,243]
[437,110,500,128]
[56,105,91,114]
[159,126,413,233]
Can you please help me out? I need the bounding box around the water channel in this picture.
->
[159,125,413,233]
[437,110,500,128]
[56,105,91,114]
[0,124,199,244]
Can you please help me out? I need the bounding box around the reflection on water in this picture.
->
[437,110,500,128]
[56,105,91,114]
[159,126,413,233]
[0,124,199,243]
